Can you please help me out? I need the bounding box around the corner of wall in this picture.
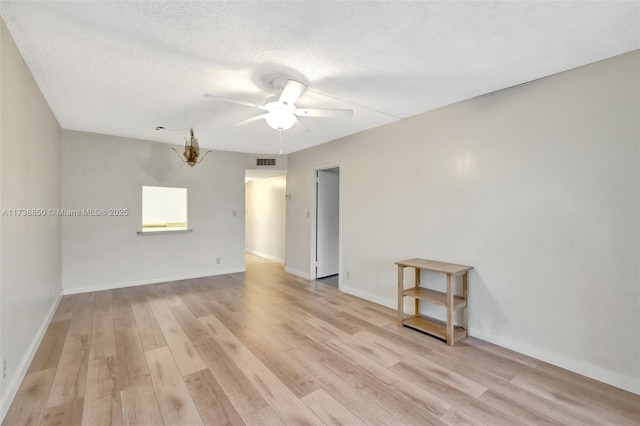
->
[0,18,63,422]
[284,267,311,280]
[0,293,62,422]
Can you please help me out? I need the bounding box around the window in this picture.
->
[141,186,188,232]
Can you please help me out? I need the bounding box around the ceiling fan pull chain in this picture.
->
[278,130,283,155]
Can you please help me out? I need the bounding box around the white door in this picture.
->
[316,169,339,278]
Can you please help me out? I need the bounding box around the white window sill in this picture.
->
[137,229,193,235]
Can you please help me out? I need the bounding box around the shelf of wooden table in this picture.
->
[402,287,467,310]
[402,314,467,343]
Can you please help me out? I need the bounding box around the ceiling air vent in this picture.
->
[256,158,276,166]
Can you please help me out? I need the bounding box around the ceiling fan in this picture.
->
[204,78,353,131]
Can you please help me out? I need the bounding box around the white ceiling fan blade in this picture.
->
[278,80,307,106]
[203,94,268,110]
[234,113,268,126]
[295,119,311,133]
[294,108,353,118]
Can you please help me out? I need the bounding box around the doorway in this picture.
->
[313,166,340,287]
[245,169,287,265]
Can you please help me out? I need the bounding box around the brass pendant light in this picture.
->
[156,126,211,167]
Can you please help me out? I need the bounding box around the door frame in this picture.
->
[309,163,342,288]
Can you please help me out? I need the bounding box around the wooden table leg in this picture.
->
[463,271,469,335]
[446,273,454,345]
[414,267,420,315]
[397,265,404,325]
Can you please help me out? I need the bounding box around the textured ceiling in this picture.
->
[1,1,638,154]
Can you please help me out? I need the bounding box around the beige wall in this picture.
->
[285,52,640,393]
[0,19,62,418]
[245,175,287,263]
[61,130,258,292]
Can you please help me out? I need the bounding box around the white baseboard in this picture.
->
[245,249,284,264]
[62,268,246,295]
[340,284,396,310]
[284,267,310,280]
[469,327,640,396]
[0,291,62,423]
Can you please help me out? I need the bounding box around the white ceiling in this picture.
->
[1,1,638,154]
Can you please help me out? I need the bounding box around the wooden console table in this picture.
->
[396,258,473,346]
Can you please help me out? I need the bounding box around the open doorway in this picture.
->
[313,166,340,288]
[245,169,287,265]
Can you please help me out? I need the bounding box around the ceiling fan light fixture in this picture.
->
[204,79,354,132]
[264,109,296,131]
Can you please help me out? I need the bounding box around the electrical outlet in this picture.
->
[346,271,350,280]
[3,359,7,379]
[216,257,221,264]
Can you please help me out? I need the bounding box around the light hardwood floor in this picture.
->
[4,254,639,425]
